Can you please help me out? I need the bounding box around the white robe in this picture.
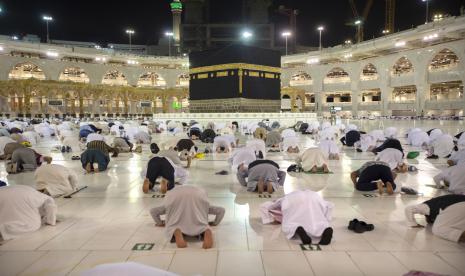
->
[449,149,465,165]
[260,190,333,240]
[375,148,403,170]
[0,185,57,240]
[408,130,430,147]
[35,164,78,197]
[318,139,340,158]
[229,147,256,172]
[86,133,104,143]
[429,129,443,142]
[384,127,397,139]
[431,134,454,158]
[22,131,40,145]
[457,133,465,151]
[282,136,300,151]
[246,139,266,158]
[433,163,465,195]
[81,262,178,276]
[281,129,296,139]
[297,148,328,170]
[0,136,15,156]
[213,136,232,151]
[357,134,377,152]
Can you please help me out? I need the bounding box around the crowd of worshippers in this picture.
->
[0,118,464,248]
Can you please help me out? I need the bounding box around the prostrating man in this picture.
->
[35,163,78,197]
[150,186,225,249]
[10,147,52,173]
[229,146,256,172]
[2,142,24,160]
[87,140,119,158]
[213,135,232,153]
[351,161,397,195]
[265,130,282,149]
[340,129,361,147]
[142,156,189,194]
[151,143,190,168]
[282,136,300,153]
[405,194,465,243]
[0,185,57,240]
[427,134,455,159]
[297,147,330,173]
[260,189,334,245]
[374,148,407,172]
[447,149,465,166]
[372,138,404,156]
[237,159,286,194]
[80,149,110,173]
[112,137,134,153]
[433,162,465,195]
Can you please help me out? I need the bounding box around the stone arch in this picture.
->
[360,63,378,80]
[324,67,350,84]
[428,48,460,72]
[137,72,166,88]
[59,67,90,83]
[8,62,46,80]
[176,73,190,87]
[290,71,312,86]
[392,57,414,76]
[102,70,128,86]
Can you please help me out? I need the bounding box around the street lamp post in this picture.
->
[43,16,53,43]
[282,31,291,55]
[422,0,430,24]
[354,20,362,43]
[317,26,324,51]
[165,32,174,57]
[126,29,135,52]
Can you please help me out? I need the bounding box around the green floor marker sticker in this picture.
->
[132,243,155,251]
[300,244,322,251]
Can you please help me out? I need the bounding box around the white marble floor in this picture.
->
[1,119,465,276]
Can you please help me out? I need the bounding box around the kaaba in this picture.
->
[189,44,281,113]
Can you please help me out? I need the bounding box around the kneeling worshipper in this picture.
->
[405,194,465,243]
[246,138,267,159]
[408,128,430,147]
[10,147,52,173]
[260,189,334,245]
[200,128,216,143]
[79,124,95,139]
[86,132,105,143]
[2,142,24,160]
[0,136,15,158]
[112,137,134,153]
[134,130,152,144]
[318,135,340,160]
[0,185,57,240]
[81,262,179,276]
[253,127,267,140]
[433,162,465,195]
[282,136,300,153]
[426,134,455,159]
[150,186,225,249]
[151,143,190,168]
[355,132,377,152]
[22,128,40,146]
[374,148,407,172]
[297,147,330,173]
[175,138,197,155]
[80,149,110,173]
[281,128,297,139]
[351,161,397,195]
[142,156,189,194]
[384,127,398,139]
[341,128,361,147]
[237,159,286,194]
[213,135,233,153]
[35,163,78,197]
[448,149,465,166]
[229,146,256,173]
[87,140,119,158]
[265,130,282,149]
[372,138,404,156]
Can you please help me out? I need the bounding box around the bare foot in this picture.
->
[43,156,53,164]
[311,166,318,173]
[266,182,274,194]
[160,179,168,194]
[94,166,99,173]
[257,178,264,194]
[174,229,187,248]
[85,163,92,173]
[376,181,384,195]
[202,228,213,249]
[142,178,150,194]
[385,182,394,195]
[323,164,330,173]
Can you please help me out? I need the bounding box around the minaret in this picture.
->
[170,0,183,53]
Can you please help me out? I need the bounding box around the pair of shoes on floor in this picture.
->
[61,146,72,153]
[71,156,80,161]
[296,226,333,245]
[426,154,439,159]
[348,219,374,233]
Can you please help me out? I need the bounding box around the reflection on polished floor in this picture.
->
[1,119,465,276]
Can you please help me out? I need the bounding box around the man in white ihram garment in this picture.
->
[228,146,256,172]
[150,186,225,249]
[35,163,79,197]
[297,147,330,173]
[433,162,465,195]
[375,148,407,172]
[427,134,454,159]
[0,185,57,240]
[260,189,334,245]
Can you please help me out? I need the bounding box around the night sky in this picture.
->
[0,0,464,48]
